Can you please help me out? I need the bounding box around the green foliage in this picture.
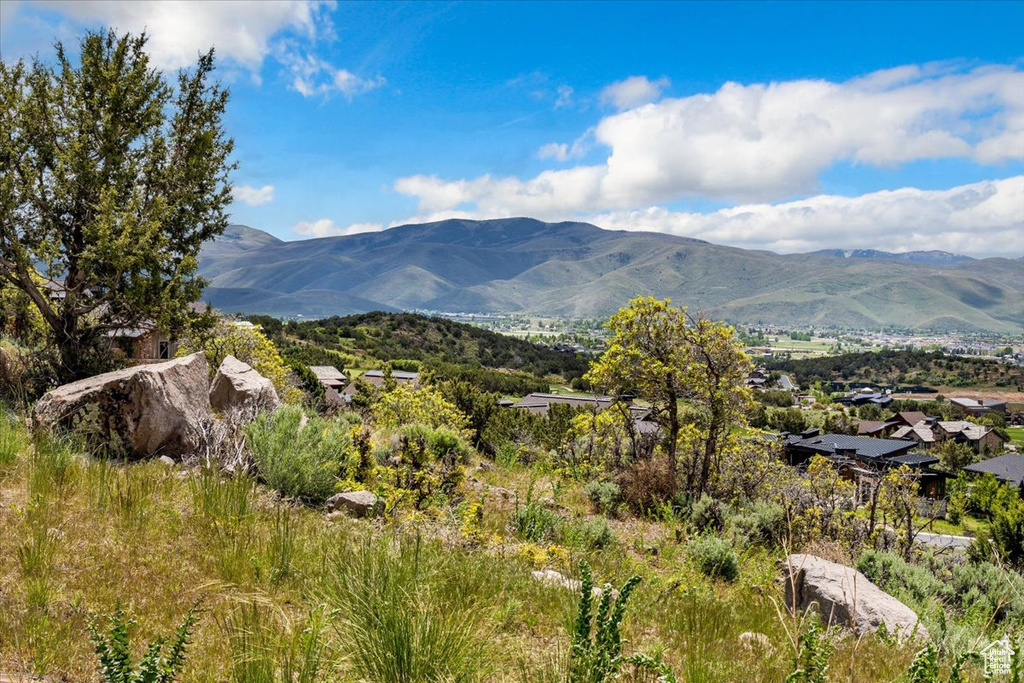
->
[584,480,621,517]
[1,29,233,382]
[585,296,752,496]
[285,311,588,379]
[759,390,796,408]
[766,407,809,434]
[244,405,352,504]
[178,320,300,402]
[562,518,615,550]
[905,642,976,683]
[287,360,326,410]
[321,537,488,683]
[785,619,832,683]
[0,408,28,472]
[934,440,976,473]
[855,550,949,610]
[686,535,740,582]
[372,383,470,434]
[88,604,199,683]
[568,561,642,683]
[513,501,564,543]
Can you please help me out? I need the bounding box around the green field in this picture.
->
[1007,426,1024,447]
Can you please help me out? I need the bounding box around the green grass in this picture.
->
[0,410,1005,682]
[1006,426,1024,447]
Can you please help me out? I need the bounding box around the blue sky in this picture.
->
[2,0,1023,256]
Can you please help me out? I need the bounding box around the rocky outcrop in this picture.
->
[209,355,280,416]
[326,490,384,518]
[782,554,927,640]
[34,353,212,459]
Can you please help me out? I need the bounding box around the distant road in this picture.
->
[914,531,972,549]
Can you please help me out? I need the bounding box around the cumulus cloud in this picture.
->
[233,184,275,206]
[588,176,1024,257]
[292,218,383,237]
[537,130,592,162]
[600,75,670,109]
[37,0,333,71]
[396,63,1024,216]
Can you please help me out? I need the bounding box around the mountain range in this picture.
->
[197,218,1024,332]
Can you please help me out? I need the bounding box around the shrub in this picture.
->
[563,518,615,550]
[618,457,676,513]
[686,536,740,582]
[950,561,1024,623]
[584,480,621,517]
[89,604,199,683]
[568,560,642,683]
[727,500,786,547]
[689,494,724,534]
[513,502,564,543]
[244,405,352,504]
[855,550,949,610]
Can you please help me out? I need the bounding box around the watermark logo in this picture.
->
[981,636,1015,676]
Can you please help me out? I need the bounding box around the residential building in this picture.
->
[948,397,1008,416]
[963,454,1024,488]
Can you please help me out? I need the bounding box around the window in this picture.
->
[159,340,170,359]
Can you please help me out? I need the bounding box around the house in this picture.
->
[892,419,1005,454]
[948,397,1008,416]
[889,411,929,428]
[936,421,1006,455]
[309,366,348,407]
[963,454,1024,488]
[512,392,646,417]
[784,431,916,468]
[341,368,420,400]
[857,420,899,437]
[107,324,177,361]
[835,388,892,408]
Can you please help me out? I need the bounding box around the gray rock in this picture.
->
[209,355,280,416]
[34,353,211,459]
[326,490,383,518]
[157,455,176,466]
[782,554,927,640]
[530,569,607,598]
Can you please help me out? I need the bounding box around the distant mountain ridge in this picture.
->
[808,249,974,265]
[198,218,1024,332]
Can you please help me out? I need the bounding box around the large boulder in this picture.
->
[326,490,384,518]
[782,554,927,640]
[34,353,212,459]
[209,355,280,416]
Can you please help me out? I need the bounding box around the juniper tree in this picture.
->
[0,29,233,381]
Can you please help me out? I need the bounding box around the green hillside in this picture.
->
[198,219,1024,332]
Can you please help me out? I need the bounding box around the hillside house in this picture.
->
[107,324,177,361]
[963,454,1024,488]
[889,411,929,428]
[512,392,646,417]
[784,430,945,499]
[948,397,1008,416]
[835,388,892,408]
[341,369,420,400]
[309,366,348,407]
[892,419,1005,454]
[857,420,899,437]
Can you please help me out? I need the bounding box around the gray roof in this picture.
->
[309,366,347,382]
[789,433,916,461]
[363,369,419,381]
[964,454,1024,487]
[889,453,940,467]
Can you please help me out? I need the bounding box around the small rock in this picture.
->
[530,569,607,598]
[326,490,383,518]
[157,455,176,466]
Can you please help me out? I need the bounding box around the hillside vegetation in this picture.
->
[768,349,1024,390]
[197,219,1024,332]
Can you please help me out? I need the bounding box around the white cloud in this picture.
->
[233,184,275,206]
[588,176,1024,257]
[38,0,334,71]
[600,75,670,109]
[292,218,383,237]
[554,84,574,109]
[396,63,1024,216]
[282,51,385,98]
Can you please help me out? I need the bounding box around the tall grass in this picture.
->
[318,536,494,682]
[220,601,331,683]
[245,405,352,504]
[0,409,28,473]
